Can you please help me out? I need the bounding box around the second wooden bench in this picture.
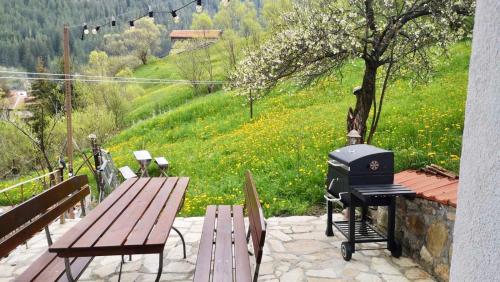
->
[193,171,267,282]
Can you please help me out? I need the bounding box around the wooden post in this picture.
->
[63,25,73,177]
[249,89,253,119]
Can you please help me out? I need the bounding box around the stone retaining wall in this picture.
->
[373,198,455,282]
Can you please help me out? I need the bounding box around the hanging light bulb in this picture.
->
[83,24,89,35]
[129,20,135,28]
[196,0,203,13]
[111,16,116,27]
[92,26,100,35]
[148,5,154,18]
[171,11,180,23]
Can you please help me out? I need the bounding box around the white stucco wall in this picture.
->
[450,0,500,281]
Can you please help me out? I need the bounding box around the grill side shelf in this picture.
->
[332,220,387,243]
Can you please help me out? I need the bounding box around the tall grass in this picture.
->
[103,42,470,217]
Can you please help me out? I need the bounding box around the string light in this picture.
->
[171,10,180,24]
[79,0,216,40]
[148,5,154,19]
[196,0,203,13]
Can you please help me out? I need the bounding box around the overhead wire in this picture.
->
[0,76,226,85]
[0,70,226,84]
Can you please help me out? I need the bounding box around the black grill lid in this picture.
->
[328,144,394,174]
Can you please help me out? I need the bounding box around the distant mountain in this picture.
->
[0,0,261,71]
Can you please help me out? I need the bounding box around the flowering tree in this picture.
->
[231,0,474,143]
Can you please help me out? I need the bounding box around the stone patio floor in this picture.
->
[0,214,436,282]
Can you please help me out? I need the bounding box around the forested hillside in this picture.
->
[0,0,262,71]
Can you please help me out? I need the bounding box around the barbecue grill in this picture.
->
[324,144,416,261]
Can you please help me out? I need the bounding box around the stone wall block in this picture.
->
[425,222,448,257]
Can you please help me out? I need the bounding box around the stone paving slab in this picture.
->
[0,214,435,282]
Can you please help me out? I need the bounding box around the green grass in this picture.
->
[103,42,470,217]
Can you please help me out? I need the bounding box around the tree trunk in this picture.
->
[347,61,378,143]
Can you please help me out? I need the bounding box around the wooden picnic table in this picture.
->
[49,177,189,282]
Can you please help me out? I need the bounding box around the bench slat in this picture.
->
[146,177,189,246]
[125,177,178,246]
[213,205,233,282]
[193,205,217,282]
[14,251,57,281]
[233,205,252,282]
[14,252,93,282]
[50,178,138,251]
[56,257,94,282]
[95,178,166,248]
[0,186,90,258]
[71,178,150,249]
[0,175,88,239]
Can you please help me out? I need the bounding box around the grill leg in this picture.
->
[348,202,356,252]
[325,200,334,236]
[361,205,368,221]
[387,198,396,251]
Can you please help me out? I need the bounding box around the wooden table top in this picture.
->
[50,177,189,257]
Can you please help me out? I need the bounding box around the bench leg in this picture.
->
[155,252,163,282]
[253,263,261,282]
[172,227,186,259]
[64,257,75,282]
[44,226,53,246]
[80,199,86,216]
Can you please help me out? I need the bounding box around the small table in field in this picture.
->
[49,177,189,282]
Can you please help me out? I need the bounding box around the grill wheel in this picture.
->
[341,241,353,261]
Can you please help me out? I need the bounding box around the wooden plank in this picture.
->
[32,256,74,282]
[146,177,189,246]
[50,178,138,251]
[0,175,88,239]
[95,178,166,248]
[0,186,90,258]
[213,205,233,282]
[14,251,57,282]
[125,177,178,246]
[70,178,150,250]
[233,205,252,282]
[244,171,266,264]
[193,205,217,282]
[56,257,94,282]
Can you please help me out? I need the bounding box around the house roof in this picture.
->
[169,29,222,40]
[394,169,459,207]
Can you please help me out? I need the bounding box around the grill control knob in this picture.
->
[369,160,380,171]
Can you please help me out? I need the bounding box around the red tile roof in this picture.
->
[170,30,222,40]
[394,170,459,207]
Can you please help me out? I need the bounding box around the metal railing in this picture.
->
[0,169,63,206]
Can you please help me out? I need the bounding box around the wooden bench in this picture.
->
[194,171,267,282]
[0,175,92,281]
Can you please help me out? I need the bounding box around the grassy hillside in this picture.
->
[105,42,470,217]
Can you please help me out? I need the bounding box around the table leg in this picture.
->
[172,226,186,259]
[118,256,124,282]
[64,257,74,282]
[155,252,163,282]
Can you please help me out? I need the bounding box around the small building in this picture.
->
[169,30,223,55]
[169,29,223,41]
